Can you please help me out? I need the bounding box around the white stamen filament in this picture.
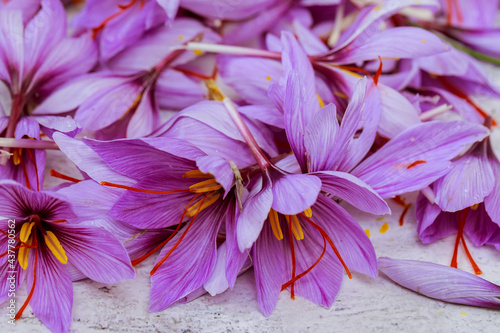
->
[0,138,59,150]
[419,104,453,121]
[421,186,436,204]
[328,4,344,47]
[183,42,280,59]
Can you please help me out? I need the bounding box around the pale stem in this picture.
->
[184,42,281,60]
[0,138,59,150]
[328,4,344,47]
[419,104,453,121]
[222,98,271,170]
[420,186,436,204]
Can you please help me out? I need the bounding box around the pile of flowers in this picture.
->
[1,0,500,331]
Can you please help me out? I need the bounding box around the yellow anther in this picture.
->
[183,169,213,179]
[189,178,222,193]
[266,75,272,81]
[470,204,479,210]
[13,148,22,165]
[185,192,221,217]
[20,222,35,243]
[333,91,349,100]
[316,94,325,108]
[303,207,312,218]
[365,229,371,238]
[288,215,304,241]
[193,49,203,56]
[205,79,225,101]
[18,240,31,270]
[178,35,184,41]
[379,222,389,234]
[269,209,283,240]
[44,231,68,265]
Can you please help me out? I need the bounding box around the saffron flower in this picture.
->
[0,181,135,333]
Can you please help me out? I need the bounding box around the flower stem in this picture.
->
[0,138,59,150]
[5,94,24,139]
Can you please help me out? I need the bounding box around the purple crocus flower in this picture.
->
[416,127,500,274]
[221,47,390,314]
[379,257,500,308]
[0,0,96,185]
[34,18,220,139]
[0,180,135,333]
[83,135,254,312]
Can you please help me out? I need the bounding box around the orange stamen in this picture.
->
[437,77,497,126]
[15,235,38,320]
[19,158,31,190]
[392,195,407,207]
[451,209,467,268]
[460,234,482,275]
[131,193,203,266]
[50,169,82,183]
[173,68,213,81]
[150,193,209,275]
[91,0,143,39]
[300,213,352,279]
[282,232,326,291]
[374,56,383,85]
[286,216,297,299]
[100,181,190,194]
[26,149,39,191]
[399,204,412,226]
[335,65,373,79]
[407,160,427,169]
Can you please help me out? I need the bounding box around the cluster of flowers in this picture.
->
[1,0,500,331]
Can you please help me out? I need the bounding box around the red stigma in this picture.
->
[407,160,427,169]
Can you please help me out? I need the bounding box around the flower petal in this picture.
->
[149,202,223,312]
[352,121,489,198]
[53,223,135,283]
[314,171,390,215]
[27,246,73,333]
[271,173,321,215]
[378,257,500,308]
[434,143,494,212]
[237,180,273,251]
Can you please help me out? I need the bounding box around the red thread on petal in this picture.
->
[15,234,38,321]
[407,160,427,169]
[50,169,82,183]
[374,56,383,85]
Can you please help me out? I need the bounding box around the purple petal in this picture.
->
[196,155,234,197]
[378,257,500,308]
[0,180,75,220]
[203,242,229,296]
[32,115,81,139]
[352,121,489,198]
[271,173,321,215]
[84,137,197,180]
[332,27,449,64]
[303,103,340,172]
[149,202,223,312]
[0,10,24,88]
[126,87,159,138]
[223,198,248,289]
[416,193,457,244]
[434,143,494,212]
[54,223,135,282]
[156,69,204,110]
[27,246,73,333]
[484,158,500,225]
[314,171,390,215]
[217,55,282,106]
[313,195,378,278]
[53,133,134,185]
[181,0,277,20]
[282,221,344,308]
[464,204,499,247]
[253,221,286,316]
[237,181,273,251]
[377,84,421,139]
[33,74,131,115]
